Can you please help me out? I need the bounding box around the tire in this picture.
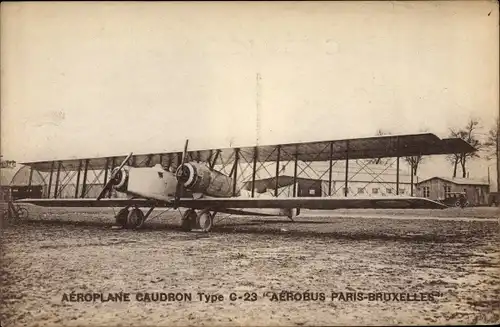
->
[181,218,192,232]
[181,209,197,232]
[115,208,129,228]
[197,210,214,232]
[17,207,28,219]
[127,208,145,229]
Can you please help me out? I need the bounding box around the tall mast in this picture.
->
[256,72,261,147]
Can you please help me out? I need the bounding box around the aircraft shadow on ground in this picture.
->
[232,220,332,225]
[9,218,473,243]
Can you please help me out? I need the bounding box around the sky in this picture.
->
[1,1,498,186]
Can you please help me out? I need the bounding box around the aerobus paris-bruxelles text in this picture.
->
[61,291,442,303]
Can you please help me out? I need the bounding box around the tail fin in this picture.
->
[279,208,301,220]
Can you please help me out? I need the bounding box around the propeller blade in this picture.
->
[174,140,189,205]
[181,139,189,165]
[97,152,133,200]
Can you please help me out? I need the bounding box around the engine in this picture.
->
[109,166,130,193]
[176,162,238,197]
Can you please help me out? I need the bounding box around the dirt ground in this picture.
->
[1,205,499,326]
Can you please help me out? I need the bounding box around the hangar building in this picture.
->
[244,161,414,198]
[415,176,489,206]
[1,167,44,201]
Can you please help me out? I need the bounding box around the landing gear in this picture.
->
[180,208,216,232]
[115,208,128,228]
[114,207,149,229]
[17,207,29,219]
[181,209,197,232]
[127,208,145,229]
[1,203,29,222]
[113,206,216,232]
[197,209,214,232]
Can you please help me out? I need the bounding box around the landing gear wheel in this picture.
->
[17,207,28,219]
[115,208,129,228]
[197,210,214,232]
[127,208,145,229]
[181,209,197,232]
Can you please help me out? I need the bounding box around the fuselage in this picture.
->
[109,162,238,201]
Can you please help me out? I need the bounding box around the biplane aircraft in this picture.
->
[14,133,476,232]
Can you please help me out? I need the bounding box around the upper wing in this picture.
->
[22,133,476,172]
[16,196,447,210]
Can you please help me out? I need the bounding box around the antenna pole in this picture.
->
[256,73,261,146]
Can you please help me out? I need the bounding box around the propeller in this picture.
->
[97,152,133,200]
[174,140,189,207]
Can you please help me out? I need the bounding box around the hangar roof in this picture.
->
[416,176,489,186]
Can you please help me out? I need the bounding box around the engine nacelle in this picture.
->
[176,162,238,197]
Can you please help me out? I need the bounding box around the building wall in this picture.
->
[293,160,414,197]
[416,179,489,205]
[416,179,446,200]
[461,185,488,205]
[286,179,413,197]
[49,183,124,199]
[334,180,413,197]
[297,180,322,197]
[0,186,11,201]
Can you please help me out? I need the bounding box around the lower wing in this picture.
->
[11,198,278,216]
[176,196,447,209]
[15,196,447,210]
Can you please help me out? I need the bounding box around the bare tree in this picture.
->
[447,119,482,178]
[483,116,499,160]
[404,128,428,176]
[447,151,461,178]
[405,156,424,176]
[459,119,483,178]
[0,155,16,169]
[483,116,499,189]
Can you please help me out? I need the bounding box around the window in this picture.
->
[444,185,451,198]
[309,189,316,195]
[423,186,430,198]
[358,187,365,194]
[399,188,405,195]
[372,188,379,194]
[387,188,393,194]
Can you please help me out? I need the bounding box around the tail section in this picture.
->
[279,208,301,220]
